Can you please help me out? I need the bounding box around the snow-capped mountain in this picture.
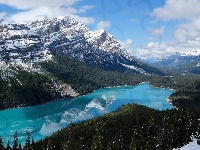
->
[0,16,163,75]
[145,50,200,74]
[178,49,200,56]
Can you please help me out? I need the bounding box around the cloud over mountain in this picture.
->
[137,0,200,59]
[0,0,94,24]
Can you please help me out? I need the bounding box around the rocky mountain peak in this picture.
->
[0,16,163,75]
[35,16,47,22]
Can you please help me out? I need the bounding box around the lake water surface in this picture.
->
[0,83,173,144]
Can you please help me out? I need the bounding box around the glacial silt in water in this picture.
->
[0,83,173,144]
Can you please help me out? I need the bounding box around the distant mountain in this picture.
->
[145,50,200,74]
[179,49,200,56]
[0,16,163,75]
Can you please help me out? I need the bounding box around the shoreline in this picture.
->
[100,81,176,110]
[147,82,176,109]
[104,81,147,89]
[166,97,178,109]
[1,81,175,111]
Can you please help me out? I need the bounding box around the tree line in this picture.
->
[1,103,200,149]
[1,54,200,110]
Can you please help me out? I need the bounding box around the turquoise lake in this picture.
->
[0,83,174,144]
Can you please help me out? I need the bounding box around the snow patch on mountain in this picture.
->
[0,15,161,75]
[197,62,200,67]
[0,49,52,82]
[179,49,200,56]
[35,16,46,22]
[120,63,146,74]
[173,138,200,150]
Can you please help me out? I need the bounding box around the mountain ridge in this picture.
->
[0,16,167,110]
[0,16,164,75]
[144,51,200,74]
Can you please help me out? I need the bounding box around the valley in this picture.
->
[0,12,200,150]
[0,83,173,146]
[145,50,200,74]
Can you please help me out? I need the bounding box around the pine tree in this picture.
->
[47,139,53,150]
[31,138,35,150]
[106,139,112,150]
[0,136,4,150]
[13,131,18,150]
[129,136,136,150]
[133,119,142,149]
[23,132,31,150]
[19,143,22,150]
[146,113,156,149]
[91,129,103,150]
[6,140,11,150]
[60,132,76,150]
[41,140,46,150]
[118,132,124,150]
[169,145,173,150]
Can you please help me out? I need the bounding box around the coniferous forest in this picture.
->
[1,55,200,149]
[1,104,200,149]
[1,54,200,110]
[2,1,200,149]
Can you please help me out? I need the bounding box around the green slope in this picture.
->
[1,54,200,110]
[31,104,200,150]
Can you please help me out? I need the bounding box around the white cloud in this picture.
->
[0,0,94,24]
[137,0,200,59]
[147,26,165,35]
[151,0,200,21]
[71,15,94,25]
[96,21,111,30]
[0,12,6,19]
[173,17,200,43]
[117,39,134,55]
[137,49,150,57]
[0,0,81,9]
[196,37,200,41]
[118,39,133,49]
[126,49,134,55]
[4,6,95,24]
[136,42,175,59]
[79,5,94,13]
[137,38,200,59]
[5,7,63,22]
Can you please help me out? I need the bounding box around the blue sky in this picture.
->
[1,0,200,59]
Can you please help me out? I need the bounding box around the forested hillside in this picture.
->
[0,68,55,110]
[40,55,149,94]
[1,54,200,110]
[0,54,168,110]
[41,55,200,109]
[37,104,200,149]
[2,103,200,149]
[0,16,165,76]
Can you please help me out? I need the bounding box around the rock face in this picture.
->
[0,16,163,75]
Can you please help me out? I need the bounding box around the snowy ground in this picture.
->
[173,138,200,150]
